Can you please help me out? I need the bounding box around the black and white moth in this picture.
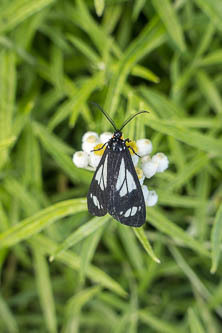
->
[87,103,149,227]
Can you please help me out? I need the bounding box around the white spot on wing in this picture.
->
[126,170,136,193]
[93,195,97,206]
[116,159,125,191]
[95,154,108,191]
[131,206,137,216]
[124,208,131,217]
[95,165,102,184]
[103,154,108,188]
[93,195,100,209]
[120,182,127,197]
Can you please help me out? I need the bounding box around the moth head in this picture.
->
[113,130,122,139]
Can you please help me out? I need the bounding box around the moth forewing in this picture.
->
[87,148,109,217]
[107,148,146,227]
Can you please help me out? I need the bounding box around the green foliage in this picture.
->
[0,0,222,331]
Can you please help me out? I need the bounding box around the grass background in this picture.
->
[0,0,222,332]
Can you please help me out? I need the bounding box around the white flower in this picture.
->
[89,151,102,169]
[82,131,99,142]
[100,132,113,144]
[142,185,149,202]
[136,139,152,157]
[141,155,151,164]
[146,190,158,207]
[135,167,145,185]
[131,154,139,166]
[152,153,169,173]
[82,133,99,154]
[73,151,89,168]
[142,159,158,179]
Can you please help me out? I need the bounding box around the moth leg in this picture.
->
[124,138,131,143]
[124,138,141,157]
[91,142,107,152]
[127,144,141,158]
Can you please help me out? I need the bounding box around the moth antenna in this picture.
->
[90,102,117,131]
[119,111,149,131]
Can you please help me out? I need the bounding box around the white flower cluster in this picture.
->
[73,132,169,207]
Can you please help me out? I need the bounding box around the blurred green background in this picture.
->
[0,0,222,332]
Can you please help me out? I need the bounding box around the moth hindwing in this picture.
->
[87,132,146,227]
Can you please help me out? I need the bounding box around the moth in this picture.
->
[87,103,149,227]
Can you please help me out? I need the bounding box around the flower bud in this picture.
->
[142,185,149,202]
[152,153,169,173]
[82,133,99,154]
[146,190,158,207]
[136,167,145,185]
[136,139,152,156]
[89,151,102,169]
[73,151,89,168]
[142,160,158,179]
[82,131,99,142]
[141,155,151,164]
[131,154,139,166]
[100,132,113,144]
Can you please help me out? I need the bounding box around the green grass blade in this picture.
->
[63,286,101,332]
[148,208,210,257]
[168,153,209,191]
[132,0,146,21]
[145,116,222,155]
[22,124,43,189]
[32,235,127,297]
[67,34,101,64]
[0,199,86,249]
[194,0,222,31]
[151,0,186,52]
[0,49,16,168]
[158,190,207,208]
[0,0,55,34]
[196,70,222,114]
[94,0,105,17]
[104,19,166,120]
[51,216,110,260]
[118,225,144,273]
[139,309,182,333]
[33,246,57,333]
[33,122,90,185]
[79,225,105,285]
[194,171,209,240]
[0,296,18,333]
[0,136,16,151]
[140,87,185,118]
[4,178,40,215]
[201,49,222,66]
[48,73,103,129]
[170,246,210,299]
[133,227,160,263]
[66,286,101,315]
[188,308,205,333]
[131,65,160,83]
[211,204,222,273]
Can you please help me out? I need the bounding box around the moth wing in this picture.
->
[87,149,109,216]
[107,149,146,227]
